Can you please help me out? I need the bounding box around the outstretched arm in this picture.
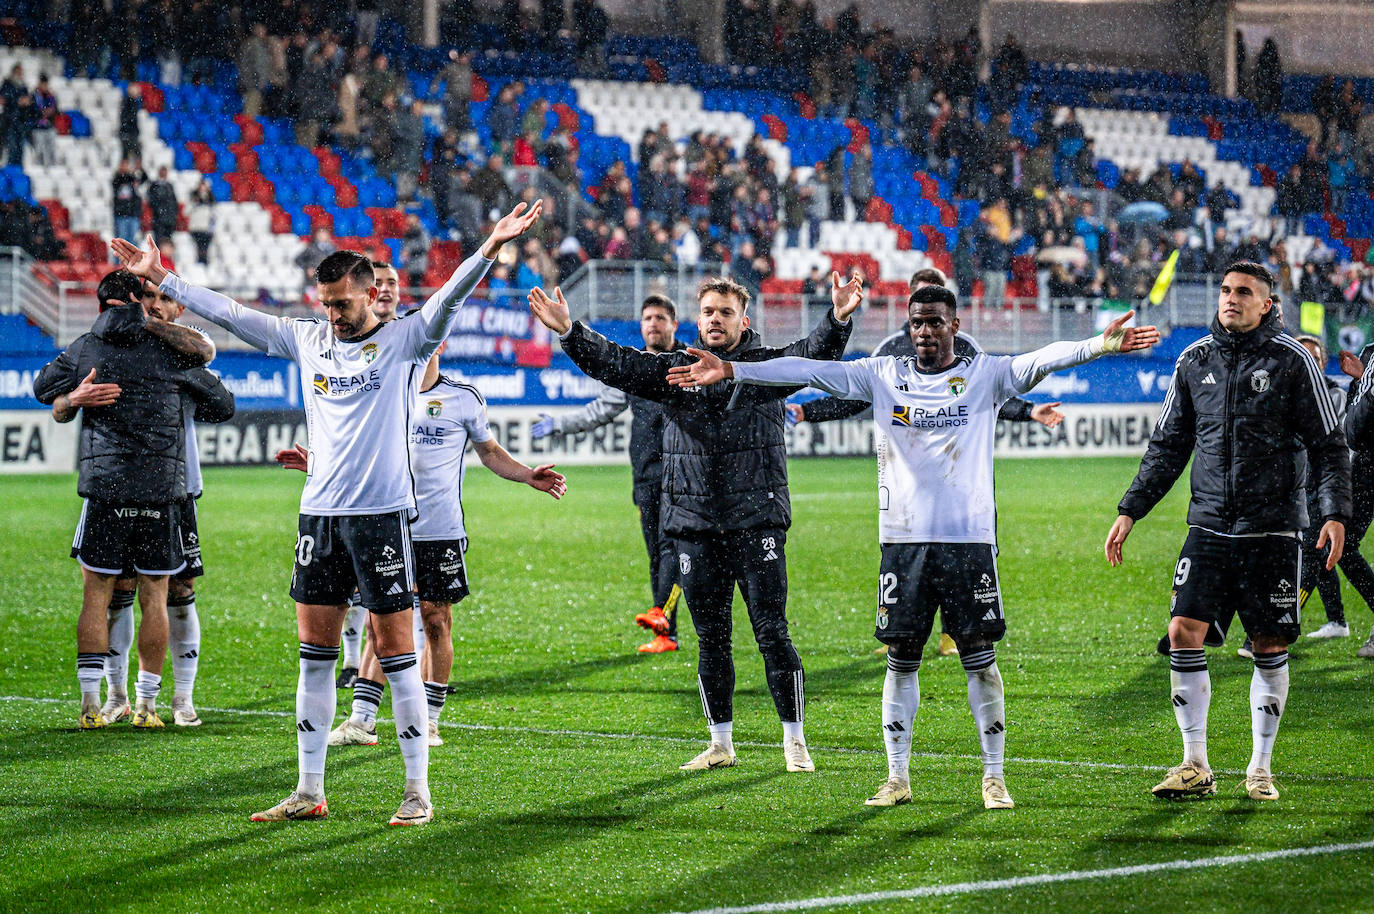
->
[530,286,688,404]
[1008,310,1159,394]
[668,350,877,402]
[406,201,542,360]
[539,387,630,436]
[110,234,296,358]
[473,438,566,499]
[793,395,870,424]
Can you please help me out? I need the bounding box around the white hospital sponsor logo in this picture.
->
[973,572,998,605]
[1271,577,1296,609]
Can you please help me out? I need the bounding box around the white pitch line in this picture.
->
[2,694,1368,783]
[670,839,1374,914]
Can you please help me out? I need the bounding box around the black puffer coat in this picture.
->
[1119,309,1351,533]
[33,304,234,504]
[561,311,851,535]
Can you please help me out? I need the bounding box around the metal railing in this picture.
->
[753,291,1106,353]
[508,165,602,237]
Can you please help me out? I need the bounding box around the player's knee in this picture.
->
[168,580,194,602]
[1251,634,1289,654]
[1167,616,1207,649]
[888,640,922,664]
[421,606,452,641]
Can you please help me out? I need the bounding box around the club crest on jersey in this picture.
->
[876,606,889,630]
[891,405,912,427]
[426,399,443,417]
[312,373,329,395]
[948,376,967,396]
[362,343,379,364]
[1251,369,1270,392]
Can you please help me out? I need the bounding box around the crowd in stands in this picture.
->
[6,0,1372,318]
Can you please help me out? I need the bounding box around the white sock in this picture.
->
[297,643,338,798]
[381,652,430,803]
[77,653,106,707]
[169,594,200,704]
[1170,649,1211,769]
[351,678,384,726]
[708,721,734,754]
[341,604,366,668]
[962,650,1005,778]
[424,680,447,724]
[105,590,135,698]
[1249,652,1290,775]
[134,670,162,707]
[882,655,921,782]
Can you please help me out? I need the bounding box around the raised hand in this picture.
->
[1031,401,1063,429]
[1100,310,1160,354]
[528,463,567,499]
[1104,514,1134,566]
[482,200,543,257]
[830,270,864,322]
[274,442,309,473]
[1340,350,1365,380]
[532,413,556,438]
[666,347,731,388]
[528,286,572,335]
[109,233,167,284]
[785,403,804,426]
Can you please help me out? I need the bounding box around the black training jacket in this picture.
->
[800,330,1035,423]
[560,310,851,535]
[33,304,235,505]
[1119,309,1351,533]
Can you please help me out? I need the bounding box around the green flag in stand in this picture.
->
[1300,301,1325,337]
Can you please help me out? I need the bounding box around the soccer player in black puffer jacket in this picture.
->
[530,273,860,774]
[1106,262,1351,803]
[33,269,234,729]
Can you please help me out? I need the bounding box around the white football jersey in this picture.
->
[162,253,492,516]
[733,337,1102,545]
[410,377,493,541]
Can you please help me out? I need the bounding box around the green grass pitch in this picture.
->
[2,458,1373,913]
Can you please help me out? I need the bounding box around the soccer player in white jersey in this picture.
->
[295,342,568,746]
[336,261,404,689]
[667,285,1159,809]
[110,201,541,826]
